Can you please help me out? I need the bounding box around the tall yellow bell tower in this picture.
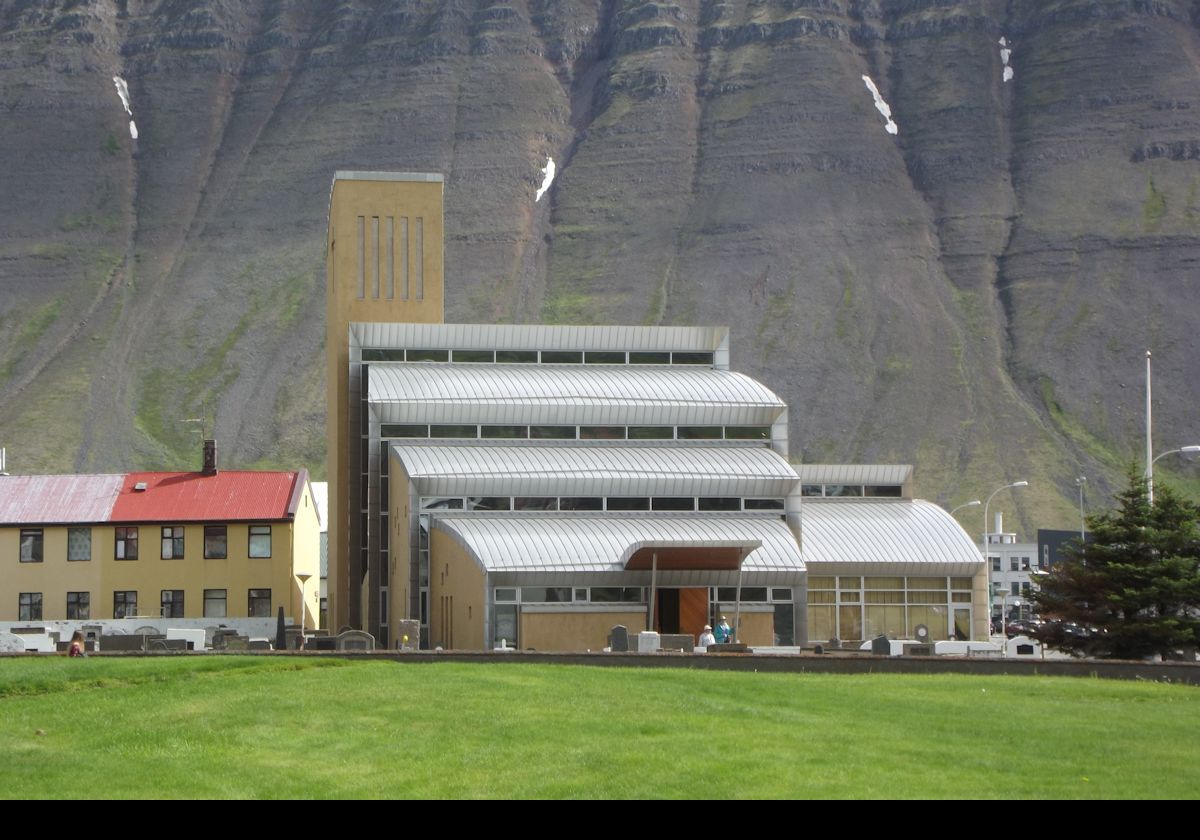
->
[326,171,444,632]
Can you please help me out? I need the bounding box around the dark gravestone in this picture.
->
[609,625,629,652]
[275,606,287,651]
[306,635,337,651]
[659,633,694,653]
[871,635,892,656]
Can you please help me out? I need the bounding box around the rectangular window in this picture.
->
[699,497,740,512]
[677,426,722,440]
[248,589,272,617]
[450,349,494,363]
[801,485,825,497]
[744,498,785,510]
[628,351,671,364]
[1021,557,1031,571]
[652,497,694,511]
[407,349,449,362]
[725,426,772,440]
[161,526,185,559]
[113,591,137,619]
[540,350,582,364]
[481,425,529,439]
[1010,558,1019,571]
[864,485,903,498]
[514,497,558,511]
[381,424,429,438]
[204,525,227,559]
[584,351,625,364]
[161,590,185,618]
[606,497,650,511]
[18,592,42,621]
[248,526,272,558]
[67,527,91,561]
[204,589,227,618]
[495,350,538,363]
[67,592,90,620]
[115,526,138,560]
[430,424,477,438]
[559,497,603,511]
[466,497,511,511]
[991,557,1001,572]
[628,426,673,440]
[19,529,43,563]
[529,425,575,439]
[1011,582,1020,596]
[671,351,714,365]
[579,426,625,440]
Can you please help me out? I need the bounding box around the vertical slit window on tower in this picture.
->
[371,216,380,299]
[415,217,424,300]
[400,217,409,300]
[386,216,395,299]
[356,216,365,299]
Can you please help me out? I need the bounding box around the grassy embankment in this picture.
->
[1,657,1196,799]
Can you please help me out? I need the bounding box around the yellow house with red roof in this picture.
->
[0,454,320,628]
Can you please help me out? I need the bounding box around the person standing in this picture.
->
[698,625,716,648]
[714,616,732,644]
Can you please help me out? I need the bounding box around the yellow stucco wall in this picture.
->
[428,528,486,650]
[1,492,321,628]
[387,460,413,645]
[726,610,774,646]
[326,173,444,633]
[520,610,648,652]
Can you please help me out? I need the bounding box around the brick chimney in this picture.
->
[202,439,218,476]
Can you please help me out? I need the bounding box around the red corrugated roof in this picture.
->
[110,471,300,523]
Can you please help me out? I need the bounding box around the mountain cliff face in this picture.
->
[3,0,1200,530]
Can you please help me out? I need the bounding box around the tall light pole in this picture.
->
[1148,447,1200,505]
[950,500,981,517]
[1145,350,1153,501]
[1075,477,1087,542]
[983,481,1029,634]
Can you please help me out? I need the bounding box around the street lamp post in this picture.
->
[983,481,1029,636]
[1147,447,1200,505]
[950,500,981,517]
[1075,477,1086,542]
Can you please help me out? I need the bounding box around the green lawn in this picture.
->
[0,657,1196,799]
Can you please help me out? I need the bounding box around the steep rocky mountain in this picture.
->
[2,0,1200,533]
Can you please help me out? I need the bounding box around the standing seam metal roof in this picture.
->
[432,514,803,575]
[800,500,983,574]
[351,322,727,353]
[368,364,785,426]
[390,442,798,496]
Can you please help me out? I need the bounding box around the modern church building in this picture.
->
[326,172,986,650]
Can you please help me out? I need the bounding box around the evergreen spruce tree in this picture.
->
[1032,473,1200,659]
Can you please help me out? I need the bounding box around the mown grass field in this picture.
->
[0,656,1196,799]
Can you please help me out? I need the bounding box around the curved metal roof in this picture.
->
[795,464,913,486]
[390,442,798,497]
[368,364,785,426]
[432,515,803,581]
[351,322,727,353]
[801,500,983,575]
